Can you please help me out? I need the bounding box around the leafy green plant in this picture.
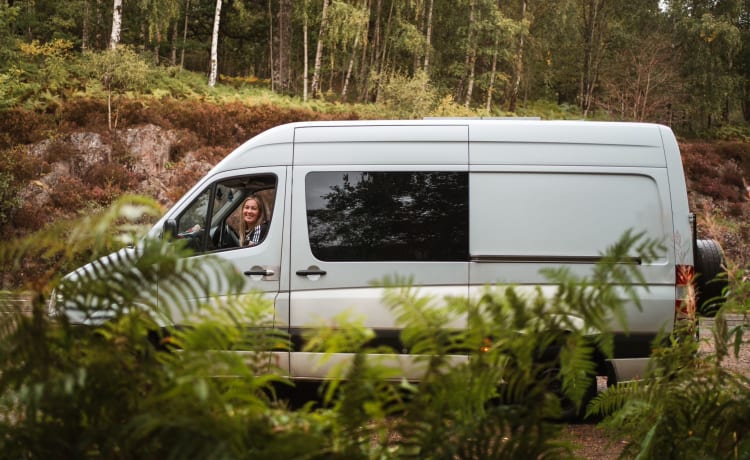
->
[590,262,750,459]
[0,197,662,459]
[85,47,152,131]
[305,230,661,459]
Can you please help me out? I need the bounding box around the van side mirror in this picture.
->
[163,219,178,240]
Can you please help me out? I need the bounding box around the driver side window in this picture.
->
[174,174,277,255]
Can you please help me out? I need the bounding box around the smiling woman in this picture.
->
[239,195,270,247]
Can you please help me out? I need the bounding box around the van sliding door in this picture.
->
[289,124,470,380]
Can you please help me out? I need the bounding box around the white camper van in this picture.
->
[85,119,726,386]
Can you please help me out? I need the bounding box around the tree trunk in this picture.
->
[303,0,309,101]
[486,31,499,112]
[94,0,105,48]
[414,0,425,73]
[268,0,275,92]
[311,0,331,98]
[109,0,123,49]
[181,0,190,68]
[508,0,527,112]
[463,0,477,107]
[82,0,90,52]
[208,0,222,87]
[422,0,434,76]
[342,33,360,99]
[277,0,293,93]
[375,0,395,103]
[170,18,178,66]
[465,46,477,108]
[580,0,608,117]
[362,0,381,102]
[342,0,367,100]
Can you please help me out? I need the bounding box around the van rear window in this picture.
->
[306,171,468,261]
[469,172,667,259]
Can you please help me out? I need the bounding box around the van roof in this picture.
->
[213,119,672,170]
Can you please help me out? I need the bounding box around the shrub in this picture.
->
[0,145,45,227]
[591,263,750,459]
[82,163,139,197]
[49,175,89,209]
[375,70,438,119]
[44,138,79,163]
[0,196,663,459]
[60,97,108,129]
[0,107,51,148]
[715,141,750,177]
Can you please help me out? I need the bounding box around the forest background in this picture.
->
[3,2,750,457]
[2,0,750,286]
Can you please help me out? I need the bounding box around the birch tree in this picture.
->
[208,0,221,87]
[303,0,309,101]
[109,0,122,49]
[508,0,527,112]
[464,0,477,107]
[423,0,434,75]
[311,0,330,98]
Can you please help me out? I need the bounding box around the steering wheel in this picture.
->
[216,223,240,249]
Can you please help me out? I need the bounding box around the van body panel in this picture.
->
[212,124,295,171]
[658,126,694,266]
[289,352,468,381]
[293,125,469,165]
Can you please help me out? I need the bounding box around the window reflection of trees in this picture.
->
[307,172,468,261]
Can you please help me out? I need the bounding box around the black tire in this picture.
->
[695,239,727,317]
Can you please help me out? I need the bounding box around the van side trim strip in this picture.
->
[470,255,642,264]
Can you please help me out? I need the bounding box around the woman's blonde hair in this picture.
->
[238,195,268,246]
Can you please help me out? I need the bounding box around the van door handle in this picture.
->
[244,268,275,276]
[296,268,327,276]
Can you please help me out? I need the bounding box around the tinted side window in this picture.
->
[306,171,468,261]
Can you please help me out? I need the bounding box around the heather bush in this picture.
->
[0,145,44,227]
[82,163,139,197]
[0,107,51,148]
[43,138,80,163]
[715,141,750,177]
[49,175,89,209]
[60,98,108,129]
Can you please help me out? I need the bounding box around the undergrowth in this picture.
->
[0,197,665,459]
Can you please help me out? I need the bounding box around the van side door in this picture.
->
[288,124,470,380]
[161,167,288,369]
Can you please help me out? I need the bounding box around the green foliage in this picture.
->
[590,262,750,459]
[0,195,667,459]
[375,70,438,118]
[85,47,153,130]
[317,229,661,458]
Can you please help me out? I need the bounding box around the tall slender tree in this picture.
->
[311,0,330,98]
[273,0,292,93]
[208,0,222,87]
[110,0,123,49]
[303,0,309,101]
[579,0,611,117]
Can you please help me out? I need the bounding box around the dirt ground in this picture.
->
[565,315,750,459]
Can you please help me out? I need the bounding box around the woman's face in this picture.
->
[243,198,260,226]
